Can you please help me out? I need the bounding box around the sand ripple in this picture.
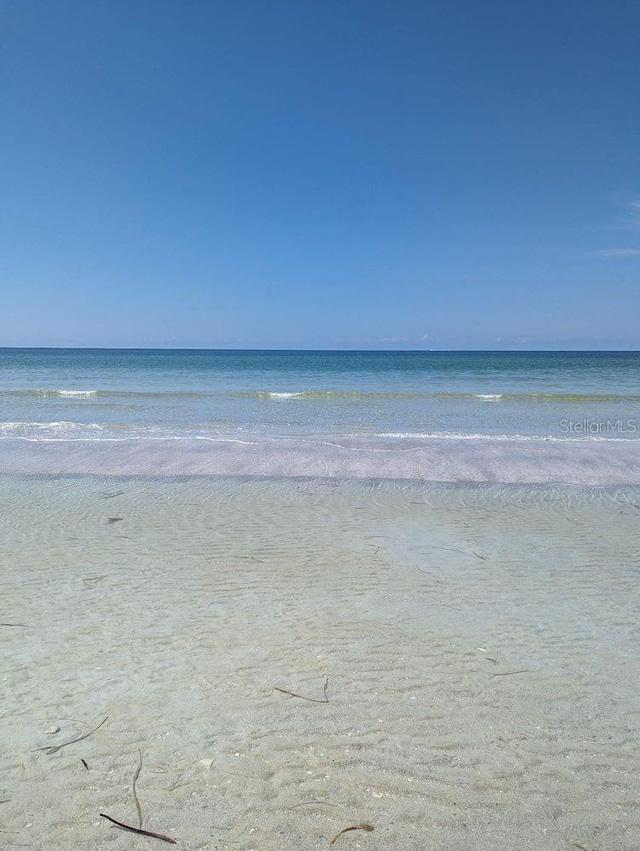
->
[1,476,639,849]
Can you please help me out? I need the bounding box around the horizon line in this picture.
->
[2,346,640,354]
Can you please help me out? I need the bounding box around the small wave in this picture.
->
[250,390,431,400]
[0,420,103,430]
[442,391,640,403]
[238,389,640,403]
[373,431,536,441]
[2,387,639,404]
[3,389,207,400]
[370,431,628,442]
[0,421,106,439]
[261,391,304,399]
[35,389,99,398]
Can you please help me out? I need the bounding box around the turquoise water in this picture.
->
[3,369,640,849]
[1,349,639,482]
[4,354,639,846]
[1,348,639,438]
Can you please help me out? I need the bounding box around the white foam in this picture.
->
[36,389,98,397]
[373,431,557,441]
[0,421,104,439]
[0,421,101,430]
[263,391,304,399]
[475,394,503,401]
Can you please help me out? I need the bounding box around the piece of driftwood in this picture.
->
[100,813,176,844]
[330,823,374,844]
[133,748,143,829]
[275,676,329,704]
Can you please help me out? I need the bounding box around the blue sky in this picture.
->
[1,0,639,349]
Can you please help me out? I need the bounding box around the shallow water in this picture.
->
[1,350,639,437]
[2,474,639,850]
[3,348,640,485]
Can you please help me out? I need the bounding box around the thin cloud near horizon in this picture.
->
[586,248,640,257]
[587,199,640,257]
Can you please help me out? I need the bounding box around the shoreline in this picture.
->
[2,434,640,484]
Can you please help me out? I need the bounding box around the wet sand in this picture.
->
[1,475,639,850]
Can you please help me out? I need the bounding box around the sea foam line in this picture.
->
[0,421,104,431]
[3,387,640,403]
[1,425,636,444]
[35,389,99,397]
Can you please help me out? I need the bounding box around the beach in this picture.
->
[2,474,639,850]
[2,349,640,849]
[4,0,640,845]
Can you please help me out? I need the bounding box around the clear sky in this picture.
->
[1,0,639,349]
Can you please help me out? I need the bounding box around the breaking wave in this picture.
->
[2,388,640,403]
[35,389,99,398]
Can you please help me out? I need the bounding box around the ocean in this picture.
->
[1,348,639,482]
[2,349,640,849]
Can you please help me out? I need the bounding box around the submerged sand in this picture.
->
[1,475,639,850]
